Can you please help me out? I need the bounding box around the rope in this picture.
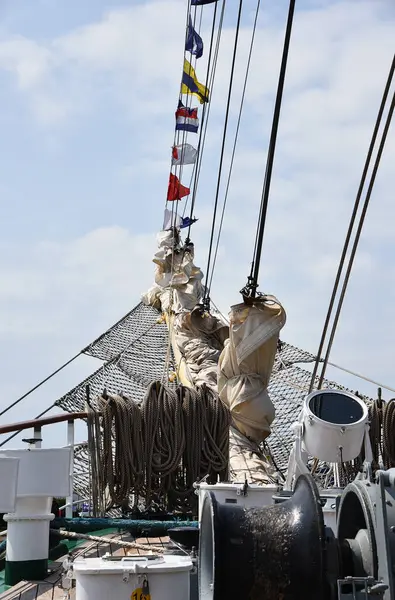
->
[87,382,230,515]
[142,382,186,506]
[241,0,296,300]
[382,399,395,469]
[181,384,230,490]
[186,0,225,234]
[202,0,244,311]
[207,0,261,297]
[86,391,104,517]
[0,403,55,448]
[360,396,395,471]
[97,393,144,511]
[0,353,81,419]
[317,89,395,388]
[310,54,395,390]
[50,529,164,554]
[327,360,395,395]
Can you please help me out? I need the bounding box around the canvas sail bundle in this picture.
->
[218,298,286,443]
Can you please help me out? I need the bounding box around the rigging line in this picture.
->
[179,5,208,214]
[309,54,395,392]
[203,0,245,309]
[0,352,81,419]
[182,161,198,218]
[326,361,395,395]
[185,0,225,236]
[177,6,202,187]
[167,6,201,306]
[185,1,222,238]
[0,404,56,448]
[174,4,213,217]
[192,2,225,196]
[243,0,296,298]
[207,0,261,297]
[166,0,194,210]
[317,88,395,388]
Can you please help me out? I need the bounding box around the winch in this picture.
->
[198,389,395,600]
[199,469,395,599]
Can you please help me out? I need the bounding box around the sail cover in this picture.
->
[142,228,228,388]
[218,297,286,443]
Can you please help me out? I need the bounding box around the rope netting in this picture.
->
[54,302,374,514]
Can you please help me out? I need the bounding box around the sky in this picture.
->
[0,0,394,448]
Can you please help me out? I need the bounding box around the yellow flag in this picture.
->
[181,59,209,104]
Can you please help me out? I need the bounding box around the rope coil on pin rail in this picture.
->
[364,393,395,471]
[86,382,230,515]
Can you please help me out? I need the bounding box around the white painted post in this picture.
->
[66,420,74,518]
[33,426,42,448]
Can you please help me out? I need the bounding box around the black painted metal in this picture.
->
[199,474,328,599]
[168,526,200,550]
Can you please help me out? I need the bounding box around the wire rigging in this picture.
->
[309,53,395,391]
[0,353,81,420]
[241,0,296,301]
[202,0,245,311]
[316,87,395,388]
[207,0,261,297]
[186,0,226,239]
[175,5,202,191]
[0,404,56,448]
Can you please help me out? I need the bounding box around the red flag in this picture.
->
[172,146,178,161]
[167,172,190,201]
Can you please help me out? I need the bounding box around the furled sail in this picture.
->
[218,298,286,443]
[142,227,228,389]
[143,226,286,484]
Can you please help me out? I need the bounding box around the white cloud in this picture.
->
[0,227,156,339]
[0,0,394,443]
[0,36,51,89]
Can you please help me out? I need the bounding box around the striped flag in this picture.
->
[175,101,199,133]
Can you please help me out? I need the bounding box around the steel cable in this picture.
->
[310,54,395,390]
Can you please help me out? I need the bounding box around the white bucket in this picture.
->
[302,390,368,463]
[197,482,277,523]
[73,555,193,600]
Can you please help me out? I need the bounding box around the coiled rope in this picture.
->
[87,383,230,515]
[142,382,186,508]
[368,397,395,469]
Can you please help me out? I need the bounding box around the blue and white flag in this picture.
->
[175,101,199,133]
[185,15,203,59]
[180,216,198,229]
[163,208,182,230]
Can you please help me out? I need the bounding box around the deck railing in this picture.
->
[0,412,96,518]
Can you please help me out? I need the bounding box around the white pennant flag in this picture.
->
[171,143,197,166]
[163,208,182,230]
